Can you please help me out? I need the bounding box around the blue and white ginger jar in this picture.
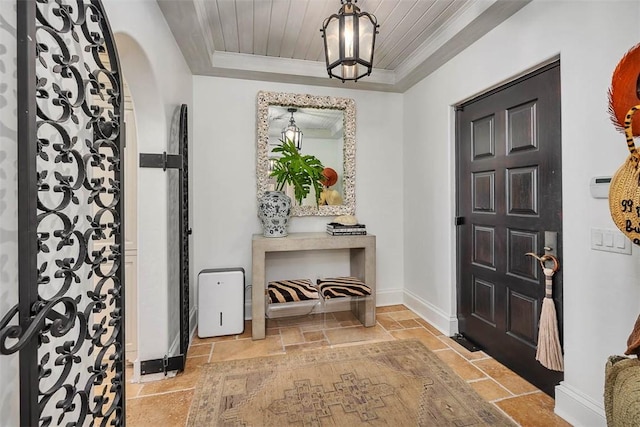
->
[258,191,291,237]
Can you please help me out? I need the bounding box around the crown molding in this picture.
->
[158,0,531,93]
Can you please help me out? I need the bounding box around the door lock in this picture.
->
[544,232,557,258]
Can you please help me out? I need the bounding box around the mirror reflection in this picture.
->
[256,91,356,217]
[267,106,344,207]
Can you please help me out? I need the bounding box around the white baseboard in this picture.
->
[168,330,181,357]
[555,382,606,427]
[140,308,199,380]
[245,301,252,320]
[189,306,198,342]
[399,290,606,427]
[138,370,178,383]
[246,288,456,330]
[131,359,141,383]
[402,288,458,336]
[376,288,404,307]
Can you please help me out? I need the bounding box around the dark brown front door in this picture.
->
[456,62,562,396]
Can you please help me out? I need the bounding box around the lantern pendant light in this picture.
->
[281,108,303,150]
[321,0,379,82]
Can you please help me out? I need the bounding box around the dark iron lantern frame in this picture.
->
[281,108,303,151]
[321,0,379,83]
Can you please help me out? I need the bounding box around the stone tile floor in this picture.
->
[125,305,571,426]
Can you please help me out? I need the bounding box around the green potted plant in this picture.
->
[270,138,325,206]
[258,138,324,238]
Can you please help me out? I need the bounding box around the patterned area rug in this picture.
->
[187,339,515,426]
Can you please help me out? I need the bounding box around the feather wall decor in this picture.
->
[609,42,640,136]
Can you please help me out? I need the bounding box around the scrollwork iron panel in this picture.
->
[0,0,125,425]
[179,104,190,358]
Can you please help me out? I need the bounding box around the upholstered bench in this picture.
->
[265,277,374,323]
[267,278,319,303]
[317,276,374,322]
[266,279,321,318]
[317,276,372,299]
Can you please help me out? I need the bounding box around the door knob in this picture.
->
[525,252,560,272]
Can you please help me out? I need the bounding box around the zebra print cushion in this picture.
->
[267,279,319,304]
[317,277,371,299]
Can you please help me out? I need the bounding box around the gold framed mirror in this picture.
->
[256,91,356,216]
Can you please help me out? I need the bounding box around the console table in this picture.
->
[252,232,376,340]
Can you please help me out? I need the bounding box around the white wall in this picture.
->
[192,77,404,311]
[103,0,193,368]
[0,1,19,425]
[403,1,640,425]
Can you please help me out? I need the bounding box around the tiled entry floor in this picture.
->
[125,305,571,426]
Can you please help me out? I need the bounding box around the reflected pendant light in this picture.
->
[281,108,303,150]
[321,0,379,82]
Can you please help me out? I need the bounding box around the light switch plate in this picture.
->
[591,228,632,255]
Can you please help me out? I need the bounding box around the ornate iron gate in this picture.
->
[0,0,125,425]
[178,105,191,361]
[138,104,190,375]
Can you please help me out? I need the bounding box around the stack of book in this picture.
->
[326,222,367,236]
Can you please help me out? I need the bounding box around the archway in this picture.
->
[113,32,168,380]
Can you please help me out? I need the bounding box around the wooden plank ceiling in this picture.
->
[201,0,466,69]
[157,0,531,92]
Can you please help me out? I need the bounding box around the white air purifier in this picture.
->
[198,268,245,338]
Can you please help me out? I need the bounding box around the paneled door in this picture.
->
[456,62,562,396]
